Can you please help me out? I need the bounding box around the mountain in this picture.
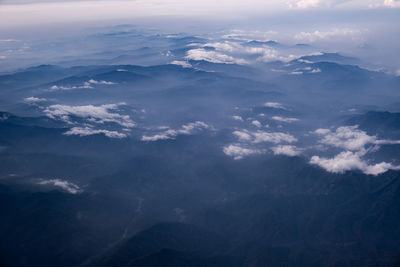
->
[298,52,359,65]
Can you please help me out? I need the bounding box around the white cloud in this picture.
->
[290,71,303,75]
[370,0,400,7]
[287,0,348,9]
[252,120,262,128]
[50,84,93,91]
[87,79,115,85]
[314,125,400,151]
[272,116,299,123]
[383,0,400,7]
[253,130,298,144]
[64,127,127,138]
[264,102,286,110]
[185,48,247,64]
[223,144,265,160]
[310,150,400,175]
[232,115,243,121]
[311,125,400,175]
[38,178,82,194]
[272,145,302,156]
[44,103,135,128]
[254,47,297,63]
[170,60,192,68]
[288,0,321,8]
[189,41,296,64]
[310,68,322,73]
[0,39,18,42]
[24,96,47,103]
[295,0,320,8]
[141,121,209,141]
[50,79,115,91]
[233,130,252,141]
[294,28,363,43]
[232,129,297,144]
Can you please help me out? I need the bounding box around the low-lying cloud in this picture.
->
[142,121,209,141]
[64,126,127,138]
[38,178,82,194]
[44,103,135,128]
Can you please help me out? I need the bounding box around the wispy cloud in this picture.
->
[64,126,127,138]
[141,121,209,141]
[272,145,302,156]
[50,79,116,91]
[294,28,364,43]
[185,48,247,64]
[272,116,299,123]
[170,60,192,68]
[264,102,287,110]
[232,115,244,121]
[223,144,265,160]
[44,103,135,128]
[38,178,82,194]
[233,129,297,144]
[24,96,47,103]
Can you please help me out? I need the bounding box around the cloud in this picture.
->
[253,131,297,143]
[272,145,302,156]
[50,84,93,91]
[50,79,115,91]
[190,41,296,64]
[87,79,115,85]
[252,120,262,128]
[310,150,400,175]
[232,115,243,121]
[310,68,322,73]
[223,144,265,160]
[287,0,355,9]
[170,60,192,68]
[294,28,363,42]
[311,125,400,175]
[44,103,135,128]
[370,0,400,7]
[233,130,252,141]
[38,178,82,194]
[383,0,400,7]
[314,125,400,151]
[24,96,47,103]
[0,39,18,42]
[264,102,286,109]
[294,0,320,8]
[233,129,297,144]
[141,121,209,141]
[185,48,247,64]
[290,71,303,75]
[64,126,127,138]
[272,116,299,123]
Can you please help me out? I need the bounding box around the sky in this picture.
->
[0,0,399,30]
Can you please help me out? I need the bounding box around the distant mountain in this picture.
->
[298,52,359,65]
[346,111,400,136]
[246,40,283,47]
